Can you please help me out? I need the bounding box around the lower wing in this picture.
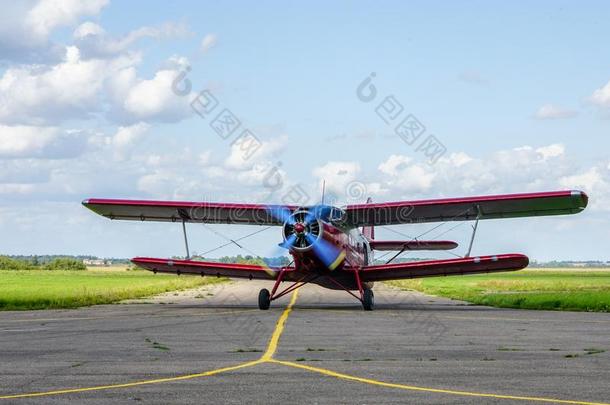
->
[358,254,528,282]
[131,257,295,280]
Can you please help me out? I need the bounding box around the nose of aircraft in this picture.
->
[294,223,305,233]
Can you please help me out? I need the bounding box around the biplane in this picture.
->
[83,190,588,310]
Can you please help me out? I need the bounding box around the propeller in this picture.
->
[266,205,296,226]
[304,232,345,270]
[265,204,345,271]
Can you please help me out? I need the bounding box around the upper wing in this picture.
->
[369,240,458,251]
[82,198,298,225]
[359,254,528,282]
[131,257,297,280]
[344,190,588,227]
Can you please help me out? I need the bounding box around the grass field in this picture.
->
[0,267,225,311]
[386,268,610,312]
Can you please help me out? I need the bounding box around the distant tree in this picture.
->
[44,258,87,271]
[0,256,35,270]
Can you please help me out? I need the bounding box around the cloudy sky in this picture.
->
[1,0,609,261]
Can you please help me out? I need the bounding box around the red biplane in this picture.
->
[83,190,587,310]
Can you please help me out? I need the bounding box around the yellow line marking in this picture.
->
[0,360,262,400]
[271,360,609,405]
[0,292,299,400]
[2,288,608,405]
[261,290,299,361]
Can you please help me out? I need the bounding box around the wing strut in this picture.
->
[465,205,482,258]
[385,245,408,265]
[182,220,190,259]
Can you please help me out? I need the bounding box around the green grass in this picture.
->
[0,268,225,310]
[386,269,610,312]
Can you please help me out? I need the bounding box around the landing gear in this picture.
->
[258,288,271,310]
[362,288,374,311]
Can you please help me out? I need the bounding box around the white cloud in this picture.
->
[534,104,578,120]
[441,152,473,167]
[536,144,565,160]
[27,0,108,39]
[378,155,412,176]
[0,125,58,157]
[107,60,195,123]
[560,168,604,191]
[73,21,105,38]
[0,22,193,125]
[370,143,576,201]
[312,161,361,196]
[0,46,137,125]
[590,80,610,109]
[377,155,435,194]
[0,159,52,183]
[559,167,609,211]
[0,0,108,62]
[0,125,88,159]
[105,122,150,160]
[0,184,37,195]
[225,135,288,170]
[74,21,190,59]
[200,34,217,53]
[137,169,174,196]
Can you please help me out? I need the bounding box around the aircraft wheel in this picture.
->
[362,289,374,311]
[258,288,271,310]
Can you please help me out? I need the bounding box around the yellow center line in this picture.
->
[261,290,299,361]
[270,360,609,405]
[0,295,300,400]
[0,360,262,400]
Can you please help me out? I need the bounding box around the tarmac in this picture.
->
[0,280,608,404]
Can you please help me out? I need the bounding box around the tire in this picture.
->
[258,288,271,310]
[362,288,374,311]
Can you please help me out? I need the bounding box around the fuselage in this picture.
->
[290,225,371,270]
[282,206,374,290]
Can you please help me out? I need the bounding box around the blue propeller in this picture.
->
[265,204,345,270]
[305,232,345,270]
[266,205,296,225]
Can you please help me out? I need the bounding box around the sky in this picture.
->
[0,0,609,261]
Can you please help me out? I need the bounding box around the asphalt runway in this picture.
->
[0,280,608,404]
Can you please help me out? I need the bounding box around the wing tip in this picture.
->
[571,190,588,210]
[516,253,529,269]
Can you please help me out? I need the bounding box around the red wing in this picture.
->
[359,254,528,282]
[369,240,458,251]
[131,257,297,280]
[83,199,298,225]
[344,190,588,227]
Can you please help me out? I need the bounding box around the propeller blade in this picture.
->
[304,204,324,224]
[305,233,345,270]
[266,205,295,225]
[261,233,297,274]
[279,233,297,250]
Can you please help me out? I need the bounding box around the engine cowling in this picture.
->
[282,210,323,252]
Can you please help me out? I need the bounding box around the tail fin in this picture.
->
[362,197,375,240]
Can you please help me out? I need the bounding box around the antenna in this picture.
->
[321,180,326,205]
